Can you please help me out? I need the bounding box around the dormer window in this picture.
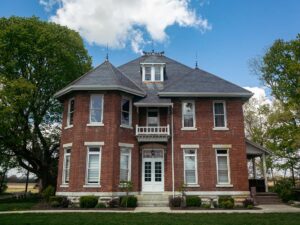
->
[141,64,164,82]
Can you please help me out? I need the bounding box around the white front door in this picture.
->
[142,149,164,192]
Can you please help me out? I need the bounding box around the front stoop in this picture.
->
[137,193,169,207]
[256,192,283,205]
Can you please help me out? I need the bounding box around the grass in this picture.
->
[6,183,38,193]
[0,213,300,225]
[0,196,40,211]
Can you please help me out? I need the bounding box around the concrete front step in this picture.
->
[256,193,283,205]
[137,193,169,207]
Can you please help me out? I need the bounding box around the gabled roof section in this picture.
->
[246,139,271,155]
[54,60,145,98]
[158,68,253,98]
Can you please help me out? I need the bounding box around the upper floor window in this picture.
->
[121,97,132,127]
[67,98,75,126]
[182,101,195,128]
[213,101,227,128]
[141,64,164,82]
[89,95,103,124]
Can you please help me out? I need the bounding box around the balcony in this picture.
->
[135,125,170,142]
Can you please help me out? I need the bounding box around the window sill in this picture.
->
[83,184,101,188]
[64,125,73,130]
[185,184,200,187]
[60,184,69,188]
[87,123,104,127]
[216,184,233,188]
[213,127,229,131]
[120,125,133,129]
[181,127,197,131]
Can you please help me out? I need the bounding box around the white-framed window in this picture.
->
[67,98,75,126]
[213,101,227,128]
[142,64,164,82]
[121,97,132,126]
[62,148,71,184]
[89,95,103,124]
[183,149,198,185]
[182,101,195,128]
[86,147,101,184]
[147,108,159,127]
[120,147,131,182]
[216,149,230,184]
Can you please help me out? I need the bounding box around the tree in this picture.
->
[0,151,17,193]
[0,17,92,190]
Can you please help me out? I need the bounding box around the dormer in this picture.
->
[141,63,165,82]
[140,51,165,83]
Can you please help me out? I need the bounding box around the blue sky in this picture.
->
[1,0,300,88]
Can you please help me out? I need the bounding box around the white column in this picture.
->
[252,157,256,179]
[262,153,268,192]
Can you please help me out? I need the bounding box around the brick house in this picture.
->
[54,51,269,205]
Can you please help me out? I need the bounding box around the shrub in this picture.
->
[169,196,182,207]
[50,200,60,208]
[247,205,254,209]
[218,196,234,209]
[108,198,119,208]
[49,196,63,204]
[49,196,70,208]
[42,185,55,202]
[96,202,106,208]
[79,196,98,208]
[243,198,254,208]
[202,203,211,209]
[186,196,201,207]
[273,179,296,202]
[120,196,137,208]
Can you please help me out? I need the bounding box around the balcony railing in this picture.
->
[135,125,170,142]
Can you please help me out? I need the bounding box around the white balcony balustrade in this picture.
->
[135,125,170,142]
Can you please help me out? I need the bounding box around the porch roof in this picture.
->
[246,139,271,157]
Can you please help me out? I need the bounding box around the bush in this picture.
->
[169,196,182,207]
[202,203,211,209]
[273,179,296,202]
[79,196,98,208]
[50,200,60,208]
[218,196,234,209]
[243,198,254,208]
[49,196,70,208]
[42,185,55,202]
[108,198,119,208]
[247,205,254,209]
[186,196,201,207]
[120,196,137,208]
[96,202,106,208]
[0,184,8,194]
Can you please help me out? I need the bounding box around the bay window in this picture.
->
[67,98,75,126]
[86,147,101,184]
[120,148,131,182]
[89,95,103,124]
[62,148,71,184]
[121,97,132,127]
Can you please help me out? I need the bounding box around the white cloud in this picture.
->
[40,0,211,53]
[244,86,272,105]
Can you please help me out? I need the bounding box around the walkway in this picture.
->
[0,204,299,214]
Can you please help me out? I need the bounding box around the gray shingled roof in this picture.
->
[158,68,252,98]
[54,60,145,98]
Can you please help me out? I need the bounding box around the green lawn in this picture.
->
[0,197,40,211]
[0,213,300,225]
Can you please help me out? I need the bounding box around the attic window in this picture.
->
[141,64,164,82]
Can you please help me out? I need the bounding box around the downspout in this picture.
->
[171,104,175,198]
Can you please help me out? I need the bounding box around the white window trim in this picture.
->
[141,64,164,82]
[63,143,72,148]
[213,100,228,129]
[182,100,196,129]
[62,148,71,186]
[120,96,132,128]
[147,108,160,126]
[118,143,134,148]
[85,146,102,186]
[88,94,104,125]
[119,147,132,183]
[183,148,199,186]
[215,148,232,186]
[66,98,75,128]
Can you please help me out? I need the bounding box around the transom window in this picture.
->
[67,98,75,126]
[86,147,101,184]
[182,101,195,128]
[216,149,230,184]
[62,148,71,184]
[89,95,103,124]
[121,97,132,126]
[120,148,131,182]
[142,64,164,82]
[183,149,198,185]
[213,101,227,128]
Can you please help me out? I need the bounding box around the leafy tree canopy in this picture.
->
[0,16,92,189]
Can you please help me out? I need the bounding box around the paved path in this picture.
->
[0,204,299,214]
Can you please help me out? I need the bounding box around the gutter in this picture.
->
[171,104,175,198]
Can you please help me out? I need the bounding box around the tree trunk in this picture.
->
[38,167,57,191]
[291,164,295,186]
[25,169,29,193]
[0,169,8,193]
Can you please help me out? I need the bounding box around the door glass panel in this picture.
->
[155,162,162,182]
[144,162,151,182]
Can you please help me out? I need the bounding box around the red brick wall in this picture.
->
[57,93,249,193]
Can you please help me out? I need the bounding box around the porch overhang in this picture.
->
[246,139,271,157]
